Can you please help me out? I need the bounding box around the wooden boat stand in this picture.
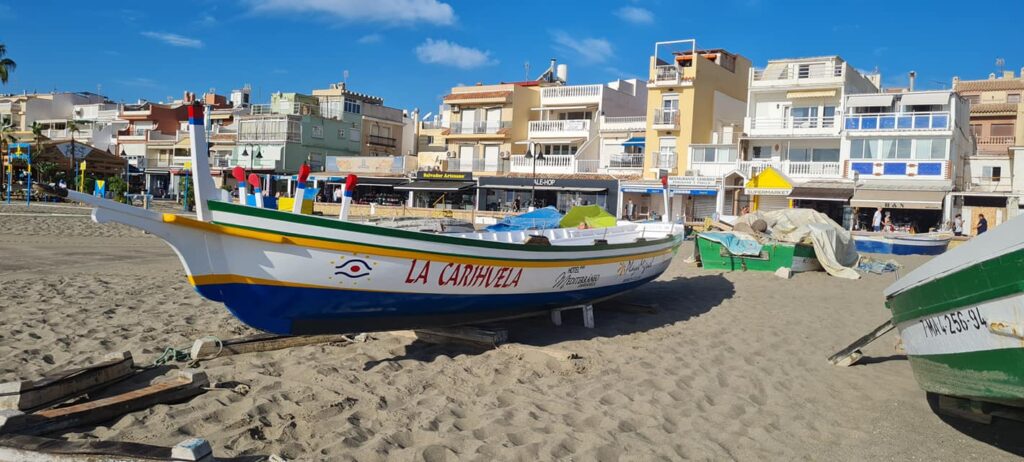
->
[550,304,595,329]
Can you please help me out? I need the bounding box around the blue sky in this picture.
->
[2,0,1023,114]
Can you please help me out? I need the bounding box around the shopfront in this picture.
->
[396,171,476,210]
[789,184,853,224]
[744,167,793,212]
[620,177,719,221]
[477,176,618,214]
[850,185,948,232]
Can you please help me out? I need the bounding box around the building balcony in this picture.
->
[744,116,840,137]
[42,128,94,140]
[509,154,578,174]
[448,121,510,136]
[734,160,843,179]
[652,151,678,171]
[844,112,950,132]
[849,159,950,180]
[421,120,449,130]
[750,62,845,87]
[0,101,22,113]
[975,136,1015,155]
[528,119,590,138]
[650,65,694,87]
[651,109,679,130]
[449,156,506,173]
[368,134,398,148]
[600,153,645,175]
[600,116,646,132]
[540,84,602,105]
[120,109,152,118]
[238,131,301,143]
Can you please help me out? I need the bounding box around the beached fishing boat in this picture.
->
[884,215,1024,407]
[41,104,683,335]
[696,233,822,273]
[852,231,951,256]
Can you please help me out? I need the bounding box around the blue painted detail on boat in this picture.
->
[917,163,942,176]
[195,275,661,334]
[851,163,874,175]
[883,163,907,175]
[854,237,949,256]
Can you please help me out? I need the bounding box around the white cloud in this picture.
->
[116,77,161,88]
[141,31,204,48]
[616,6,653,24]
[196,14,217,26]
[552,31,613,64]
[245,0,454,26]
[415,39,495,69]
[358,33,383,44]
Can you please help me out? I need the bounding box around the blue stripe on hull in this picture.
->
[196,276,660,334]
[854,239,948,256]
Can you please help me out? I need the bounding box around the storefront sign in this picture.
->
[744,187,793,196]
[669,176,719,187]
[621,187,716,196]
[417,171,473,181]
[533,178,557,186]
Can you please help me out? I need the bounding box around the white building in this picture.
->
[0,92,124,151]
[509,79,647,175]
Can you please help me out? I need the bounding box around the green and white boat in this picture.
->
[885,215,1024,407]
[695,232,822,273]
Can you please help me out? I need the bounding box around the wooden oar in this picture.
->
[828,319,895,367]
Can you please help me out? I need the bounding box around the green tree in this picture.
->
[66,120,80,188]
[0,125,14,194]
[0,44,14,85]
[29,121,43,164]
[106,175,127,202]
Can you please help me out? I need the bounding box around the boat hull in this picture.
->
[854,233,950,255]
[887,246,1024,406]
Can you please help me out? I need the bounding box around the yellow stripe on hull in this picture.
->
[162,213,675,268]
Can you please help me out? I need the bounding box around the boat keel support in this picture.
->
[550,304,595,329]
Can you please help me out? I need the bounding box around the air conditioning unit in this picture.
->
[446,151,457,158]
[499,151,511,159]
[684,170,696,176]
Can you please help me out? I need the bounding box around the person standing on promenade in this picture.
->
[953,214,963,236]
[975,214,988,235]
[872,207,883,232]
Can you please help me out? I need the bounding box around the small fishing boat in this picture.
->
[696,233,821,273]
[852,231,951,256]
[41,104,684,335]
[885,215,1024,408]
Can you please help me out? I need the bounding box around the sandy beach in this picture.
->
[1,202,1022,461]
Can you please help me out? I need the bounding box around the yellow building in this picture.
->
[624,40,750,221]
[440,82,541,175]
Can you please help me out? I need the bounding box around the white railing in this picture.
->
[528,119,590,135]
[450,121,510,134]
[752,63,844,81]
[510,154,576,173]
[976,136,1015,145]
[652,109,679,127]
[654,65,680,82]
[421,120,449,130]
[844,112,950,131]
[735,160,842,178]
[42,128,94,139]
[966,176,1012,193]
[608,153,645,169]
[600,116,646,132]
[541,84,602,100]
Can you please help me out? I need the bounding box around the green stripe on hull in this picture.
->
[909,348,1024,407]
[886,247,1024,325]
[208,200,675,253]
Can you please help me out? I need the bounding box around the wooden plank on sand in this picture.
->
[0,352,135,412]
[0,434,215,462]
[0,370,208,436]
[389,326,509,348]
[827,319,895,367]
[190,334,353,360]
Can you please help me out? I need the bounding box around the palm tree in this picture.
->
[67,120,80,189]
[0,44,15,85]
[29,122,43,163]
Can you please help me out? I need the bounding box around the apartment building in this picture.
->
[117,101,189,196]
[953,69,1024,231]
[622,40,750,220]
[0,92,124,153]
[841,90,971,232]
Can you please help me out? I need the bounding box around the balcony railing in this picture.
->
[541,84,602,100]
[652,109,679,127]
[609,153,645,168]
[509,154,576,173]
[250,103,320,116]
[976,136,1015,145]
[450,157,503,173]
[735,160,843,178]
[449,121,510,135]
[966,176,1012,193]
[752,63,844,81]
[528,119,590,135]
[845,112,950,131]
[421,120,449,130]
[576,159,600,173]
[601,116,646,132]
[368,134,397,147]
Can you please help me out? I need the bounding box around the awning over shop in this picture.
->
[899,92,950,106]
[850,189,946,210]
[846,94,895,108]
[352,177,410,187]
[786,89,837,99]
[622,136,645,147]
[394,181,475,192]
[486,184,606,192]
[789,186,853,202]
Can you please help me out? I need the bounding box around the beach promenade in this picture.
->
[0,203,1021,461]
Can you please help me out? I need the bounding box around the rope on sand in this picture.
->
[150,336,223,368]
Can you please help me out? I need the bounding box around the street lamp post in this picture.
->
[524,142,545,211]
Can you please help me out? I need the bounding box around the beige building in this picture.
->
[952,68,1024,229]
[438,82,541,175]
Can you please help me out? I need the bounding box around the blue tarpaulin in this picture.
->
[699,232,763,256]
[486,206,563,232]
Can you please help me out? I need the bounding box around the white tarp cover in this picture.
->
[735,208,861,279]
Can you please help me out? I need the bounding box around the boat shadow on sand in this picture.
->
[925,393,1024,457]
[363,274,734,370]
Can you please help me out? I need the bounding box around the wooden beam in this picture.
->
[0,370,208,436]
[0,434,215,462]
[190,334,353,360]
[827,319,895,367]
[0,352,135,412]
[388,326,509,348]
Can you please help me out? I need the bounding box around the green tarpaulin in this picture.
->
[559,205,617,229]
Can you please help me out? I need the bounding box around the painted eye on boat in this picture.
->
[335,259,372,278]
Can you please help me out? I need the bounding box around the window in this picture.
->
[425,135,434,144]
[349,128,361,141]
[542,144,577,155]
[344,98,361,114]
[880,139,898,159]
[311,125,324,139]
[558,111,593,120]
[822,106,837,127]
[983,166,1002,180]
[308,153,324,171]
[811,148,840,162]
[797,64,811,78]
[965,95,980,105]
[1008,94,1021,104]
[914,139,947,159]
[991,124,1014,137]
[970,124,982,137]
[337,128,345,139]
[850,139,865,159]
[789,148,810,162]
[752,145,772,159]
